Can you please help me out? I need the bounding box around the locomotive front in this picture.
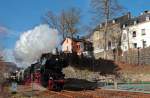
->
[40,53,67,91]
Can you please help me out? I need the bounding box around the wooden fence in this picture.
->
[94,47,150,65]
[118,47,150,65]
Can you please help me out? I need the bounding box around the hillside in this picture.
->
[117,62,150,82]
[63,61,150,82]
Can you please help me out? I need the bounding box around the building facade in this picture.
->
[61,37,94,57]
[92,13,131,59]
[121,11,150,51]
[61,37,84,55]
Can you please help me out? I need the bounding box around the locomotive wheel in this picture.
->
[53,83,63,91]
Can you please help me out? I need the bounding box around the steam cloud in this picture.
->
[15,24,60,66]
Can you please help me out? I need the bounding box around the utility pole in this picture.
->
[127,28,130,49]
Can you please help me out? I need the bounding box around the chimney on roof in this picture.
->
[144,10,150,14]
[99,24,102,28]
[140,10,150,15]
[123,24,126,28]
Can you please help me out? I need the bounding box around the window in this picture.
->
[108,41,111,49]
[146,16,150,21]
[112,20,115,24]
[77,45,80,49]
[67,39,68,43]
[78,45,80,48]
[123,33,126,40]
[141,29,146,35]
[123,24,127,28]
[133,31,136,37]
[133,43,137,48]
[67,46,69,51]
[134,21,137,25]
[96,32,99,39]
[142,40,146,48]
[125,46,127,50]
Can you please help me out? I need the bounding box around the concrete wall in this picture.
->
[94,50,114,60]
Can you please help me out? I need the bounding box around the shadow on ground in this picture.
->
[64,78,98,91]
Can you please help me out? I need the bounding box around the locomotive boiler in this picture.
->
[40,53,68,91]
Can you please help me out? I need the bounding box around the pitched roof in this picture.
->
[124,11,150,27]
[94,12,131,31]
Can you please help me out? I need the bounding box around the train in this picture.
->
[12,50,94,91]
[16,52,68,91]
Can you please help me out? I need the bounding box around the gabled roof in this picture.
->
[94,12,131,31]
[61,37,92,45]
[123,11,150,27]
[61,37,84,45]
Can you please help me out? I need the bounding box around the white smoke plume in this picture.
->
[15,24,60,66]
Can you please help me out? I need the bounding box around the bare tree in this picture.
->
[91,0,125,22]
[91,0,125,59]
[44,7,81,39]
[64,8,81,38]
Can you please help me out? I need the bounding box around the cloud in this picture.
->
[0,25,9,36]
[14,24,60,66]
[0,25,19,39]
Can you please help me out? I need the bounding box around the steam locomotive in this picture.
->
[19,53,68,91]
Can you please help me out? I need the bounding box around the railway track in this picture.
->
[43,90,100,98]
[11,84,150,98]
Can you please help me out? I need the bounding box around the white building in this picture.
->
[121,11,150,51]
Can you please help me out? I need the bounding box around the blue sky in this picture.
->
[0,0,150,49]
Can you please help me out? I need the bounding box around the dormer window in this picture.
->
[146,16,150,21]
[123,24,126,28]
[141,29,146,35]
[99,24,102,28]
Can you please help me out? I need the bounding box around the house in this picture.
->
[61,37,94,56]
[121,10,150,51]
[61,37,84,55]
[92,13,131,59]
[82,40,94,57]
